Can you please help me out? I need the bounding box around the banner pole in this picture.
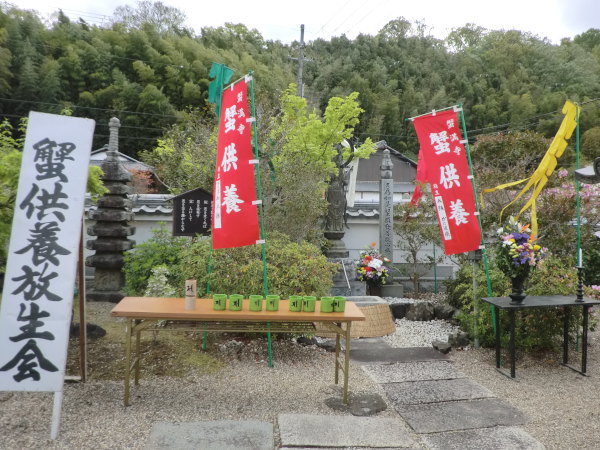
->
[206,241,213,295]
[458,104,495,330]
[248,72,269,297]
[78,220,87,382]
[248,72,272,367]
[575,107,582,265]
[50,390,63,439]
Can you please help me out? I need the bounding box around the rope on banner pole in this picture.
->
[458,103,496,332]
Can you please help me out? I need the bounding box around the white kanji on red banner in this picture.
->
[212,79,260,249]
[412,110,481,255]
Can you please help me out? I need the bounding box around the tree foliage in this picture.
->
[394,195,444,293]
[1,5,599,162]
[139,108,217,194]
[263,86,374,243]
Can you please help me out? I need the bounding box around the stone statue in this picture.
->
[324,142,356,258]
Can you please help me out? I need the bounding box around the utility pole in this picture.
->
[296,24,305,98]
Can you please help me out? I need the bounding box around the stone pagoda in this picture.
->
[86,117,135,302]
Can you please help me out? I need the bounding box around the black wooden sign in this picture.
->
[172,188,212,236]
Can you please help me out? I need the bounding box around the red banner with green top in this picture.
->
[212,78,260,249]
[412,109,481,255]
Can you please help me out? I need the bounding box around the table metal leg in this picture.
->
[494,306,501,368]
[509,309,516,378]
[334,325,341,385]
[343,322,351,405]
[582,305,589,374]
[134,324,142,385]
[267,325,273,368]
[563,306,570,365]
[124,319,133,407]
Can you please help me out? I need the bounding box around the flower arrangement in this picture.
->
[496,216,546,279]
[356,243,391,286]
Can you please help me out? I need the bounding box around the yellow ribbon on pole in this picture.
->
[481,100,579,237]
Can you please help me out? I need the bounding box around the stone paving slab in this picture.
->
[420,426,545,449]
[351,346,449,364]
[383,378,495,405]
[348,337,392,351]
[361,361,465,383]
[396,398,528,434]
[280,448,416,450]
[145,421,273,450]
[280,448,418,450]
[278,413,419,448]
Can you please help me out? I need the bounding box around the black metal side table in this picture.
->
[482,295,600,378]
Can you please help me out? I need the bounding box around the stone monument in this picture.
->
[379,149,394,261]
[379,148,404,297]
[86,118,136,302]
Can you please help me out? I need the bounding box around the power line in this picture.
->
[36,41,187,70]
[310,0,355,40]
[1,111,171,133]
[329,0,371,36]
[343,0,389,36]
[0,97,180,120]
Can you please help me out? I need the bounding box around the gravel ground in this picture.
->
[0,302,397,450]
[450,328,600,450]
[383,318,462,348]
[2,297,599,449]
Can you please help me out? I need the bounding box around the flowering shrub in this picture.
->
[356,243,390,286]
[496,216,546,279]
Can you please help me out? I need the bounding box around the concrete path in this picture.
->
[145,337,545,449]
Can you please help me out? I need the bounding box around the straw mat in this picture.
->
[314,303,395,338]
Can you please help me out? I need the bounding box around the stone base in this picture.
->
[329,259,365,296]
[86,289,126,303]
[381,283,404,298]
[324,239,349,259]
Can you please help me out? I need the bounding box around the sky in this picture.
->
[14,0,600,44]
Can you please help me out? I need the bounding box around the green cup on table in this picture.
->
[333,296,346,312]
[228,294,243,311]
[266,294,280,311]
[212,294,227,311]
[289,295,303,312]
[249,295,263,311]
[320,296,335,313]
[302,296,316,312]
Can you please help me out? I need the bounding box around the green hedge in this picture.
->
[178,231,338,297]
[123,228,338,298]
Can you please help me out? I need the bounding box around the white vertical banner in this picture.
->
[0,112,94,392]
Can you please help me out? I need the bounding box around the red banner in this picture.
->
[410,150,427,205]
[212,78,260,249]
[412,109,481,255]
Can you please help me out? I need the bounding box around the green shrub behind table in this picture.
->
[177,231,338,298]
[123,225,190,296]
[448,254,580,351]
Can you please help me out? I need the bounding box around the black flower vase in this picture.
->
[509,275,527,305]
[366,279,382,297]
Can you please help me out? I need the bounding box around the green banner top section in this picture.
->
[208,62,235,117]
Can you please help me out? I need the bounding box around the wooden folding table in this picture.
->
[111,297,366,406]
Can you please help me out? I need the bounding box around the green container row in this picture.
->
[210,294,346,312]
